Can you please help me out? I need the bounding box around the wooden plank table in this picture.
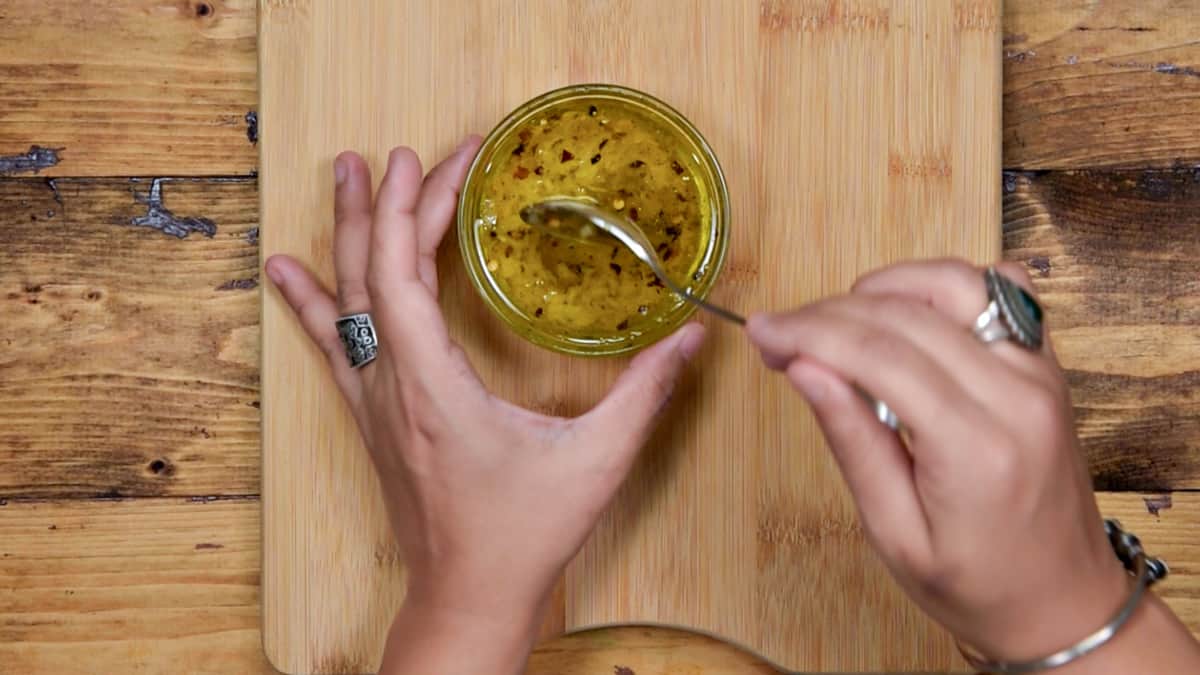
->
[1,1,1197,672]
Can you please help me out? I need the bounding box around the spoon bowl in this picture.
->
[520,198,746,325]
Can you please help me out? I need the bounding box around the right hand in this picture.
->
[746,259,1129,663]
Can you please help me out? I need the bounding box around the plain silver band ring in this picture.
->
[335,313,378,369]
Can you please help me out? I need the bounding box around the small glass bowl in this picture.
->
[457,83,730,356]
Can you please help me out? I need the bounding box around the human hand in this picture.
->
[746,259,1129,664]
[265,138,705,673]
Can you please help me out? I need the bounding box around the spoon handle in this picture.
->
[660,275,746,326]
[681,291,747,325]
[667,272,900,431]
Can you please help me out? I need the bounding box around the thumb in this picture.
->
[581,323,706,460]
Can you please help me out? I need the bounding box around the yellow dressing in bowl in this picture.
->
[459,85,729,356]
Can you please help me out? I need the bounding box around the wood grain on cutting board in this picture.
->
[259,1,1000,672]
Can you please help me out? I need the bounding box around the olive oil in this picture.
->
[473,100,711,337]
[458,84,729,356]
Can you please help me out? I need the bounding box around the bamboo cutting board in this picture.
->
[259,1,1000,672]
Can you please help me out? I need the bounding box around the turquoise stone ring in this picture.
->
[973,267,1044,350]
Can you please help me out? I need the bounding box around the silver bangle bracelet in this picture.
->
[957,519,1169,674]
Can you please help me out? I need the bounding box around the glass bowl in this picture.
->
[457,83,730,356]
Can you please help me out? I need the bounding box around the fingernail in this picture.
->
[677,325,705,361]
[387,146,410,170]
[334,156,348,185]
[265,259,286,287]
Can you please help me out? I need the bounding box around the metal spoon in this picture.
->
[518,197,901,433]
[519,198,746,325]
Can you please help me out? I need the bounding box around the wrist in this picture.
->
[968,559,1131,663]
[381,588,546,675]
[394,596,543,645]
[958,519,1195,674]
[1039,591,1155,675]
[404,564,551,626]
[1038,592,1200,675]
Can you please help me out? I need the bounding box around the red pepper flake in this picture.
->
[588,105,598,116]
[637,305,648,314]
[662,247,673,261]
[512,142,526,156]
[599,138,609,150]
[671,160,685,175]
[616,319,629,331]
[513,166,530,179]
[649,277,665,289]
[656,242,668,253]
[504,245,514,257]
[534,166,544,176]
[665,225,681,239]
[518,129,532,143]
[591,154,602,164]
[628,207,639,222]
[610,246,619,259]
[618,188,632,198]
[535,307,544,318]
[610,263,622,275]
[629,159,645,168]
[561,149,575,162]
[488,230,497,238]
[676,192,687,202]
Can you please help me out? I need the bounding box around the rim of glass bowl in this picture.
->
[456,83,730,357]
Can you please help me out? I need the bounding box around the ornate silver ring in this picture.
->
[335,313,378,368]
[973,267,1044,350]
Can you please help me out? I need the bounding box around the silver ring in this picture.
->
[335,313,378,368]
[874,399,900,431]
[973,267,1044,350]
[855,387,901,432]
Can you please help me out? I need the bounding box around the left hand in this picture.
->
[265,138,705,674]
